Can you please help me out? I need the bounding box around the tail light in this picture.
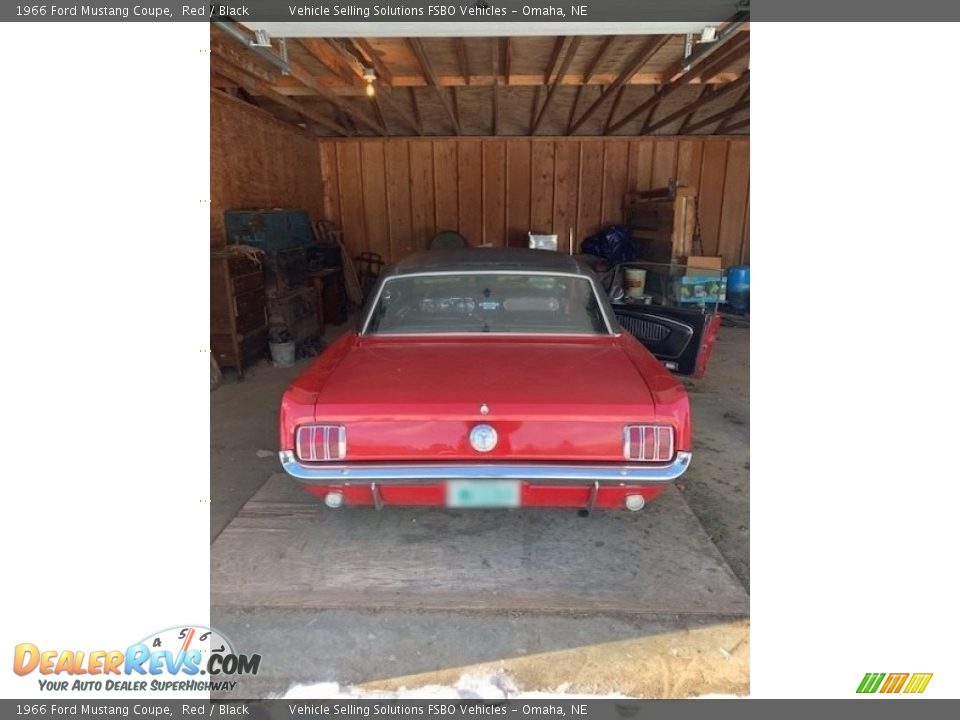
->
[296,425,346,461]
[623,425,674,462]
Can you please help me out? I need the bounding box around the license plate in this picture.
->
[446,480,521,508]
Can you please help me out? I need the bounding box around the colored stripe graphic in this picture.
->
[903,673,933,694]
[857,673,885,693]
[880,673,909,693]
[858,672,932,694]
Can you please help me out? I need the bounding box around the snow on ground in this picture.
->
[282,671,629,699]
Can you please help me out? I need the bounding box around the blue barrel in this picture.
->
[726,265,750,314]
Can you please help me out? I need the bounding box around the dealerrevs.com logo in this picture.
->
[13,625,260,693]
[857,672,933,694]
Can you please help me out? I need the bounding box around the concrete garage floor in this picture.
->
[210,324,750,698]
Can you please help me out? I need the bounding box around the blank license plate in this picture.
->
[446,480,521,508]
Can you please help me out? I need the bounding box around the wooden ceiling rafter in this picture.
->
[638,85,663,133]
[642,70,749,134]
[659,20,748,83]
[214,24,386,136]
[716,87,750,133]
[210,54,349,136]
[370,94,390,135]
[677,85,714,133]
[567,34,617,132]
[211,37,278,85]
[501,38,512,85]
[532,36,581,135]
[211,28,748,137]
[695,32,750,79]
[211,70,238,89]
[569,34,671,134]
[543,37,566,84]
[235,86,260,107]
[408,87,423,135]
[607,26,749,134]
[582,36,618,85]
[349,38,393,85]
[723,117,749,132]
[529,86,542,135]
[684,99,749,134]
[695,37,750,84]
[299,38,362,86]
[604,85,629,134]
[408,37,461,135]
[275,72,741,89]
[303,37,422,135]
[455,38,471,85]
[376,89,420,135]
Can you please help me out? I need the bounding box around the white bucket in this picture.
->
[269,341,295,368]
[624,268,647,299]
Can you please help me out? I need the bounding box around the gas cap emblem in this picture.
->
[479,403,490,416]
[469,424,498,453]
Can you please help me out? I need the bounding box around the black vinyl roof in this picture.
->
[387,248,591,278]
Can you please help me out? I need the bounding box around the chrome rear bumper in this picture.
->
[278,450,691,484]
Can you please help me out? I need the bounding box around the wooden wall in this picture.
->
[318,137,750,267]
[210,90,323,247]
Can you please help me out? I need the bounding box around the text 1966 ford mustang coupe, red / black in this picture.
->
[279,248,699,512]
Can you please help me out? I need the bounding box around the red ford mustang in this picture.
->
[279,248,701,511]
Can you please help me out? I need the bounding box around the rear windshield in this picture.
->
[364,273,609,335]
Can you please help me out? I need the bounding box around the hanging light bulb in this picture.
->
[363,67,376,97]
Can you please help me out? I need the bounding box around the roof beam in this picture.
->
[299,38,362,86]
[543,36,565,84]
[569,34,670,134]
[582,36,617,85]
[694,36,750,84]
[662,12,749,81]
[529,85,542,135]
[349,38,393,85]
[408,37,461,135]
[407,87,423,135]
[455,38,471,85]
[683,99,749,134]
[566,87,583,134]
[638,86,663,134]
[210,55,348,136]
[716,87,749,133]
[273,72,741,91]
[501,38,511,85]
[604,85,628,134]
[214,22,385,136]
[607,26,749,134]
[301,37,420,134]
[564,34,609,136]
[532,36,582,134]
[722,117,749,133]
[371,95,389,135]
[677,85,713,134]
[210,36,278,85]
[643,70,749,133]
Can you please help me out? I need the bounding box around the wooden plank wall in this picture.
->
[210,90,323,247]
[318,137,750,267]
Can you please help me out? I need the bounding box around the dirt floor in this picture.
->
[210,323,750,698]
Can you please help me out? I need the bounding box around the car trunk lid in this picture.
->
[310,336,658,462]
